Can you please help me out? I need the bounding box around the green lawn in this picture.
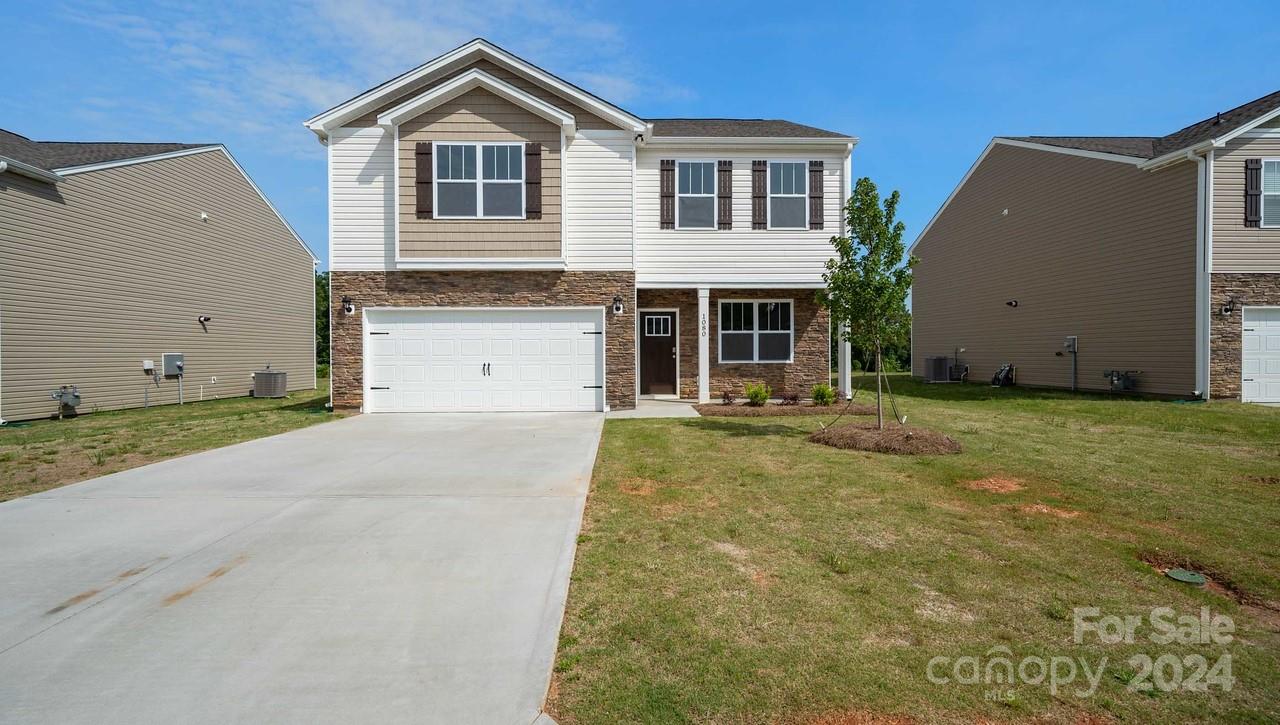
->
[0,380,340,501]
[552,376,1280,724]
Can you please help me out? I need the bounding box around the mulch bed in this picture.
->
[695,402,876,417]
[808,422,961,455]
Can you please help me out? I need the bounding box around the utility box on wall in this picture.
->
[162,353,185,377]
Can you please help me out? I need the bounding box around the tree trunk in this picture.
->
[875,344,884,430]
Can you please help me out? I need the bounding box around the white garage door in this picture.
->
[363,308,604,412]
[1242,307,1280,403]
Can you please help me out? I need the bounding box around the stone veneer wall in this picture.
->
[636,288,829,399]
[1210,273,1280,399]
[330,271,636,410]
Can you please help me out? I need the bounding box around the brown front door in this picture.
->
[639,311,677,395]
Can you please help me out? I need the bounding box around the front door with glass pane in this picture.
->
[639,311,677,395]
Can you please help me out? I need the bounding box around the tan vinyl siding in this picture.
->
[1211,134,1280,272]
[352,57,618,131]
[911,143,1198,396]
[397,88,561,258]
[0,151,315,422]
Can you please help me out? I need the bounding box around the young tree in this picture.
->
[315,271,330,367]
[818,177,916,429]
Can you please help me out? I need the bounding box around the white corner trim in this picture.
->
[393,257,567,271]
[56,145,316,262]
[909,137,1145,254]
[376,68,576,135]
[0,155,63,183]
[305,38,646,137]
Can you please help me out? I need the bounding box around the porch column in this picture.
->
[697,287,710,403]
[837,324,852,399]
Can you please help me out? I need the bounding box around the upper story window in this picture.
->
[1264,160,1280,228]
[768,162,807,229]
[677,161,716,229]
[718,300,793,363]
[435,142,524,219]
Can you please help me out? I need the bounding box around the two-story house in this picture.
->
[305,39,855,412]
[911,90,1280,403]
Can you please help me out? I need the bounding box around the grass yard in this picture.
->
[552,376,1280,724]
[0,380,340,501]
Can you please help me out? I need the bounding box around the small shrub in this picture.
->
[743,382,771,407]
[317,363,331,379]
[780,392,800,406]
[720,390,737,405]
[811,384,836,406]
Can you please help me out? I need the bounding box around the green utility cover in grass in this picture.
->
[1166,568,1206,586]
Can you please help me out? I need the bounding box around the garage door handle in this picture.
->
[583,385,603,389]
[369,332,390,335]
[370,386,390,390]
[582,331,602,335]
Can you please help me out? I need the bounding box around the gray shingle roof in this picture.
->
[1001,90,1280,159]
[0,128,211,173]
[648,118,851,139]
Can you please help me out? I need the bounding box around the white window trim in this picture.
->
[432,141,526,220]
[1262,158,1280,229]
[717,298,794,364]
[766,161,808,230]
[675,159,717,231]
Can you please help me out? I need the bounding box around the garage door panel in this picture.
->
[1243,308,1280,403]
[364,308,603,412]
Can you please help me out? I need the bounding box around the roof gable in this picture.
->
[305,38,647,139]
[375,68,576,135]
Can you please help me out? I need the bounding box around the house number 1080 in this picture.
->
[700,314,708,337]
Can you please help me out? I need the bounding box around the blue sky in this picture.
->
[4,1,1278,270]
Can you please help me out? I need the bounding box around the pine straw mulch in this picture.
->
[695,402,877,417]
[808,421,962,455]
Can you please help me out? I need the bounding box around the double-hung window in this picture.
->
[435,142,524,219]
[768,161,807,229]
[676,161,716,229]
[1264,160,1280,228]
[718,300,793,363]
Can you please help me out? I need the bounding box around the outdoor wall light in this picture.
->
[342,296,355,315]
[612,295,624,315]
[1006,299,1018,308]
[1220,295,1239,317]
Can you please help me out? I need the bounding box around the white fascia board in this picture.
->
[59,145,316,262]
[305,39,646,138]
[394,257,567,271]
[377,68,575,135]
[645,136,858,148]
[0,155,63,183]
[636,281,826,289]
[908,137,1145,255]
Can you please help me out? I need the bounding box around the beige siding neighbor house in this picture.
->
[0,130,317,422]
[912,91,1280,402]
[307,39,856,413]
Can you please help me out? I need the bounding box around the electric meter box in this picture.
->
[162,353,185,377]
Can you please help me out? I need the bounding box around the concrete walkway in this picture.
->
[0,413,603,725]
[607,398,700,418]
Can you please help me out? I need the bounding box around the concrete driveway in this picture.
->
[0,413,602,725]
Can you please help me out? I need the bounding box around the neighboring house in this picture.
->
[305,38,855,412]
[910,91,1280,403]
[0,130,317,422]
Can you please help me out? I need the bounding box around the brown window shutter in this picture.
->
[808,160,824,230]
[415,142,433,218]
[659,159,675,229]
[717,160,733,229]
[525,143,543,220]
[751,160,767,229]
[1245,158,1262,228]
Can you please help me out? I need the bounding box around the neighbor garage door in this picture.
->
[1242,307,1280,403]
[363,308,604,412]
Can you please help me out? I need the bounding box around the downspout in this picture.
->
[1190,149,1210,399]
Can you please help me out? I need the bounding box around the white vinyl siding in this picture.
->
[562,130,634,270]
[329,126,395,271]
[635,146,846,287]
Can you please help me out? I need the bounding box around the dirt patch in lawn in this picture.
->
[791,711,916,725]
[711,541,772,589]
[617,477,658,496]
[1243,474,1280,486]
[809,423,961,455]
[695,402,876,417]
[1019,503,1081,519]
[964,476,1025,493]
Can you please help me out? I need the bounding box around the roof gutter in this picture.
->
[1140,139,1218,171]
[0,156,63,184]
[644,136,859,147]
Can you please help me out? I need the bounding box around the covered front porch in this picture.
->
[635,287,852,403]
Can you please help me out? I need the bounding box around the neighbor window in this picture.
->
[435,142,524,218]
[719,300,793,363]
[677,161,716,229]
[1264,160,1280,228]
[768,162,807,229]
